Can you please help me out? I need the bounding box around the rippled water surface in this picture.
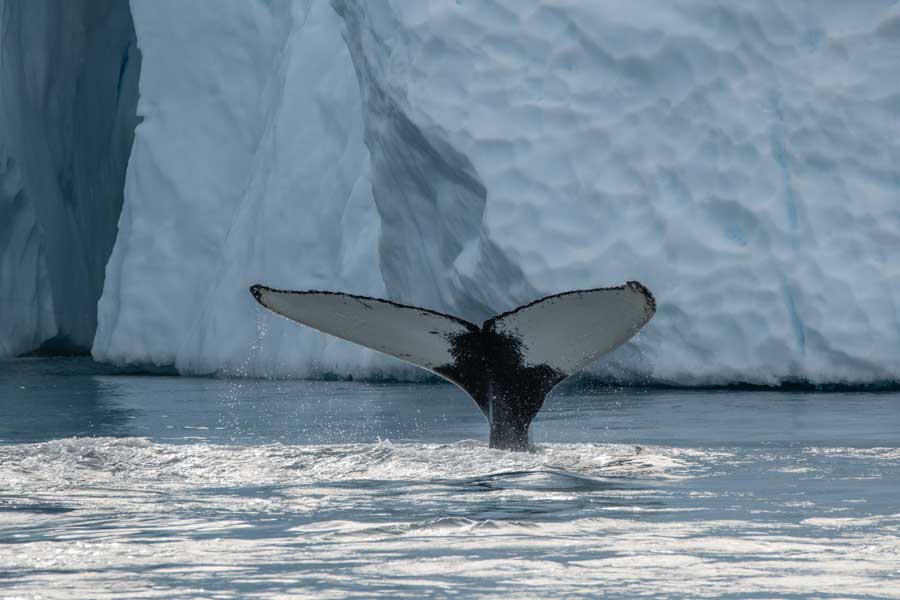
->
[1,358,899,598]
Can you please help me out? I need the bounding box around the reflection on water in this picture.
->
[1,358,900,598]
[0,359,138,441]
[3,357,900,448]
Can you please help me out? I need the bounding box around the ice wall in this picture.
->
[93,0,401,378]
[334,0,900,385]
[95,0,900,385]
[0,0,140,356]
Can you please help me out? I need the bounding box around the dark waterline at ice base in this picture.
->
[2,359,899,598]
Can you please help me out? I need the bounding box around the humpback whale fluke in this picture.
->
[250,282,655,451]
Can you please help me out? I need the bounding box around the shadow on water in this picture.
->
[0,498,75,515]
[458,469,625,492]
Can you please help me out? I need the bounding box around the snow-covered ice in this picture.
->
[95,0,900,384]
[334,1,900,385]
[92,0,396,379]
[3,1,900,385]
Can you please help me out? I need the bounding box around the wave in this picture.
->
[0,437,696,493]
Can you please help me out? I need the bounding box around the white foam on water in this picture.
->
[2,437,899,598]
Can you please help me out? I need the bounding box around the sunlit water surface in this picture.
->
[1,358,899,598]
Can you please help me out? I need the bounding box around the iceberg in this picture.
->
[4,0,900,385]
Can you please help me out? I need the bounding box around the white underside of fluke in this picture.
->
[487,282,656,375]
[250,282,655,382]
[251,286,475,374]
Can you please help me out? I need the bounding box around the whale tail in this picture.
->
[250,282,655,450]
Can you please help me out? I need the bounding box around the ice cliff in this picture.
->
[92,0,394,378]
[6,1,900,385]
[0,0,140,356]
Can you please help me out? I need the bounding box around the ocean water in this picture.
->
[1,358,899,598]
